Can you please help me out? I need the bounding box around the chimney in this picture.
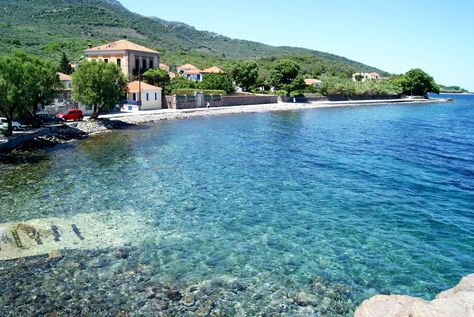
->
[87,44,93,49]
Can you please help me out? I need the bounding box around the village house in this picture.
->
[177,64,224,81]
[177,63,202,81]
[44,73,78,114]
[123,81,162,112]
[84,40,160,79]
[352,72,381,82]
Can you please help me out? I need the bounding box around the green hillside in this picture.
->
[0,0,385,77]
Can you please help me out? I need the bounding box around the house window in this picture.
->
[154,93,158,100]
[135,58,140,71]
[117,59,121,67]
[132,93,137,101]
[104,59,108,64]
[149,59,154,69]
[146,93,149,101]
[142,58,147,70]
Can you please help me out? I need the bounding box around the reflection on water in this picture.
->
[1,96,474,316]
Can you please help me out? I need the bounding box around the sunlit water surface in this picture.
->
[1,95,473,316]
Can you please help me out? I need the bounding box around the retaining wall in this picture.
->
[167,94,278,109]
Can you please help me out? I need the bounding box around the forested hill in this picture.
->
[0,0,384,76]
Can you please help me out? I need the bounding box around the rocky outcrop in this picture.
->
[74,118,133,134]
[355,274,474,317]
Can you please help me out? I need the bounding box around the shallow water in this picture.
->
[1,95,473,316]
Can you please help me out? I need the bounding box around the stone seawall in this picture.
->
[167,94,278,109]
[221,95,278,107]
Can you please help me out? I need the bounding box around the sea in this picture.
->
[0,94,473,316]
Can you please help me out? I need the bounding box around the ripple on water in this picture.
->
[1,96,474,315]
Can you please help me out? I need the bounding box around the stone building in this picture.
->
[84,40,160,79]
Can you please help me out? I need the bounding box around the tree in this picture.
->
[72,60,127,119]
[0,52,61,135]
[143,69,170,87]
[0,55,25,136]
[59,52,73,75]
[392,69,440,97]
[231,61,259,91]
[268,59,301,96]
[169,76,196,93]
[143,68,170,108]
[23,52,63,121]
[198,73,235,94]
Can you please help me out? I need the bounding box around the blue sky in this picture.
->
[119,0,474,91]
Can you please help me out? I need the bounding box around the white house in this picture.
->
[123,81,162,111]
[352,72,381,82]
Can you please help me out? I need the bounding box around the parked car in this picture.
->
[55,109,84,122]
[36,113,64,125]
[0,117,23,131]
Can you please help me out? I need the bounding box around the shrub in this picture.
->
[173,89,226,96]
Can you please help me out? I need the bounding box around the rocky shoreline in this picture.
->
[0,98,452,157]
[355,274,474,317]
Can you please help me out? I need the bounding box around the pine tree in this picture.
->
[59,52,73,75]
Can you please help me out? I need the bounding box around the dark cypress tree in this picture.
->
[59,52,73,75]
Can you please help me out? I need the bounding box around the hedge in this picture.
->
[172,89,227,96]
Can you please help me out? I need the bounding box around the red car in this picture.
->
[56,109,84,121]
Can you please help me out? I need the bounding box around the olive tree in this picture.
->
[0,52,61,135]
[72,60,127,119]
[231,61,259,92]
[268,59,304,96]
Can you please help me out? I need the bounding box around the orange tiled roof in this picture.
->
[57,72,72,81]
[178,63,198,70]
[200,66,224,74]
[159,63,169,70]
[304,78,322,85]
[128,81,161,91]
[85,40,158,54]
[169,72,176,79]
[183,69,202,75]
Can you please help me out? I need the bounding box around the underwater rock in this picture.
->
[153,299,169,310]
[291,291,317,306]
[114,248,130,259]
[355,274,474,317]
[48,250,62,260]
[165,288,182,302]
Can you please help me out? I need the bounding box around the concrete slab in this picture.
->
[0,212,147,261]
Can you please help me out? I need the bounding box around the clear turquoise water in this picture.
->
[1,95,473,315]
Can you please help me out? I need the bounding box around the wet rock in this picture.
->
[355,274,474,317]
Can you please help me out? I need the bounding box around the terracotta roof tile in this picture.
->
[85,40,158,54]
[178,63,198,70]
[57,72,72,81]
[200,66,224,74]
[128,81,161,91]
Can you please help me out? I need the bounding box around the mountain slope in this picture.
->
[0,0,384,75]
